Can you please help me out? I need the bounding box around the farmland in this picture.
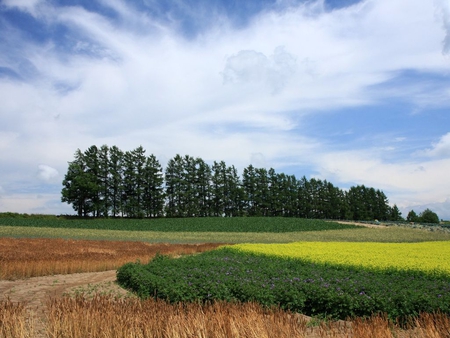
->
[0,215,359,232]
[1,216,450,337]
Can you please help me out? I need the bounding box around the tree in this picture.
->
[61,149,97,217]
[418,208,440,224]
[406,210,419,222]
[389,204,403,221]
[62,145,399,221]
[142,154,165,218]
[211,161,227,216]
[83,145,101,217]
[98,145,110,217]
[165,154,186,217]
[193,157,212,217]
[242,165,257,216]
[109,146,124,217]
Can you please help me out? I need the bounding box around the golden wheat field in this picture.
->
[1,237,450,337]
[0,237,223,280]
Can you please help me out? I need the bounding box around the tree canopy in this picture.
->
[62,145,404,221]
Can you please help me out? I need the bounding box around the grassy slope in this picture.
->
[1,224,450,243]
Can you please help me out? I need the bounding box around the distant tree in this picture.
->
[83,145,101,217]
[418,208,440,224]
[109,146,124,217]
[389,204,403,221]
[254,167,270,216]
[242,165,257,216]
[406,210,419,222]
[194,157,212,217]
[228,165,245,217]
[61,149,97,217]
[98,145,110,217]
[62,145,399,221]
[164,154,184,217]
[142,154,165,218]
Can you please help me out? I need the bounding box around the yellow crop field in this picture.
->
[232,241,450,276]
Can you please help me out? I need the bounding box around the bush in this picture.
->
[116,248,450,321]
[419,209,440,224]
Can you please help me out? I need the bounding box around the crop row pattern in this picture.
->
[117,247,450,320]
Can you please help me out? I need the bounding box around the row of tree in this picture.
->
[61,145,403,220]
[406,209,440,224]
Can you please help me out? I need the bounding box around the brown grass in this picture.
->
[0,237,224,280]
[2,237,450,337]
[45,295,450,338]
[46,295,310,338]
[0,299,34,338]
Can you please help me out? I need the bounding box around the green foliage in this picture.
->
[0,212,59,219]
[389,204,403,221]
[116,248,450,321]
[407,209,440,224]
[62,145,395,221]
[0,217,358,232]
[419,208,440,224]
[407,210,419,222]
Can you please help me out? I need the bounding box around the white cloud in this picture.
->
[1,0,43,15]
[37,165,59,182]
[419,133,450,158]
[222,46,296,93]
[435,0,450,54]
[1,0,450,215]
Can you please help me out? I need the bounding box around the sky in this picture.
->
[0,0,450,219]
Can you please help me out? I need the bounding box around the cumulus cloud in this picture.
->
[222,46,296,93]
[0,0,450,217]
[419,133,450,158]
[436,0,450,54]
[37,165,59,182]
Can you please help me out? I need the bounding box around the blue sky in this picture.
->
[1,0,450,219]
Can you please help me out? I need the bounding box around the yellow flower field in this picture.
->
[232,241,450,276]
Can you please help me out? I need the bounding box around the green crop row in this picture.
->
[0,216,359,232]
[117,247,450,321]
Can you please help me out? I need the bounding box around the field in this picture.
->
[1,217,450,337]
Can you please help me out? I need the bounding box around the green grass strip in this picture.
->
[0,217,358,232]
[1,225,449,243]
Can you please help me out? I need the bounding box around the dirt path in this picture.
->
[0,270,125,337]
[335,220,388,228]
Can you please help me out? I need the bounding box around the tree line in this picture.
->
[61,145,403,220]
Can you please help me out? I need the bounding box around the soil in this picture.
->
[0,270,128,337]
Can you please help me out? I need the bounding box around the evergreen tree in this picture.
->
[194,157,212,217]
[62,145,398,221]
[164,154,185,217]
[254,167,270,216]
[83,145,101,217]
[121,150,137,217]
[98,145,110,217]
[389,204,403,221]
[225,164,244,217]
[242,165,257,216]
[211,161,227,216]
[109,146,124,217]
[142,154,165,218]
[406,210,419,222]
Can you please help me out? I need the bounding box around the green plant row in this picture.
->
[116,248,450,321]
[0,216,359,233]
